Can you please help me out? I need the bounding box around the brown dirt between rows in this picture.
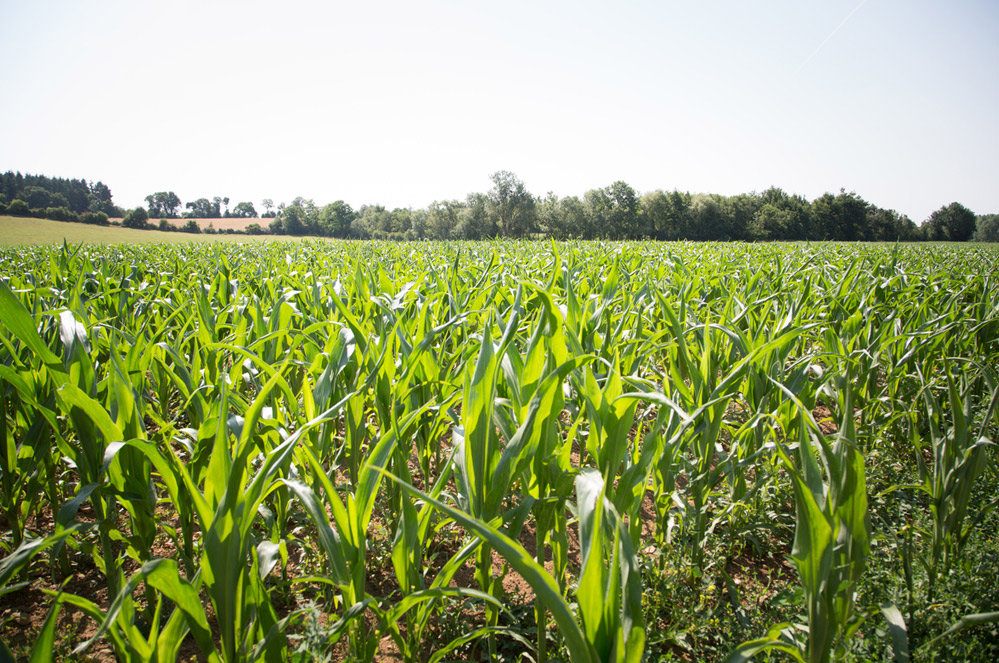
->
[0,501,208,663]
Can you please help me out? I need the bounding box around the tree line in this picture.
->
[142,191,269,220]
[253,171,992,243]
[3,169,996,242]
[0,171,117,225]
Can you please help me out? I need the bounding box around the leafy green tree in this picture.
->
[460,192,494,239]
[640,190,671,240]
[745,187,812,240]
[582,188,611,239]
[426,200,463,240]
[538,193,567,240]
[281,205,307,235]
[283,198,320,233]
[185,198,220,218]
[811,190,869,241]
[182,219,201,233]
[640,189,692,240]
[748,203,786,240]
[538,193,589,240]
[561,195,589,240]
[348,217,369,238]
[608,181,644,239]
[488,171,536,238]
[866,206,918,241]
[231,202,257,218]
[582,182,644,239]
[974,214,999,242]
[358,204,391,236]
[389,208,412,235]
[261,199,275,217]
[145,191,181,218]
[88,181,116,215]
[318,201,355,238]
[407,208,428,239]
[122,207,150,229]
[718,193,759,241]
[686,194,726,240]
[22,186,56,209]
[924,202,977,242]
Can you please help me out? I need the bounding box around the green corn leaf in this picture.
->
[920,611,999,650]
[0,280,62,369]
[379,467,598,663]
[28,588,65,663]
[880,603,909,663]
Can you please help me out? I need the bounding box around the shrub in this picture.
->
[245,223,264,235]
[182,219,201,234]
[45,206,78,222]
[122,207,150,229]
[82,211,110,226]
[159,219,175,232]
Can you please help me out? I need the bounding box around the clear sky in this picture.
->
[2,0,996,222]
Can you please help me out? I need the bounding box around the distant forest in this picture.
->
[2,169,997,242]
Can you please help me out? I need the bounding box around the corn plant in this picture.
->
[904,361,999,599]
[730,375,870,663]
[382,464,646,663]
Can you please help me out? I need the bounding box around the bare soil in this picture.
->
[109,218,270,232]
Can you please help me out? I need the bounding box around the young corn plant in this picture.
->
[494,282,592,661]
[454,289,597,659]
[0,352,64,561]
[130,366,343,663]
[0,282,126,596]
[904,361,999,601]
[382,465,646,663]
[730,375,871,663]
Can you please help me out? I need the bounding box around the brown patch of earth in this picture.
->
[110,218,271,232]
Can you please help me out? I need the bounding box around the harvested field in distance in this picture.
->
[109,217,269,232]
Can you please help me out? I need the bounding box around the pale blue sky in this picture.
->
[1,0,996,222]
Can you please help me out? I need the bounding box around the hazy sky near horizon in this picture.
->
[1,0,996,222]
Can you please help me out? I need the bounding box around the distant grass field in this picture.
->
[0,215,286,246]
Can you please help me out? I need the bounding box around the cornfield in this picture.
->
[1,240,997,662]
